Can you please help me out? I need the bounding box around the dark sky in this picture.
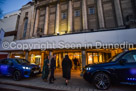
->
[0,0,32,18]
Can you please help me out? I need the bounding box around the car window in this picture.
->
[6,59,13,65]
[15,59,29,64]
[0,59,13,65]
[108,52,124,62]
[122,52,136,63]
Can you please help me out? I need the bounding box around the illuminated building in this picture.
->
[0,0,136,71]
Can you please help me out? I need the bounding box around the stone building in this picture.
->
[17,2,35,40]
[1,0,136,71]
[17,0,136,39]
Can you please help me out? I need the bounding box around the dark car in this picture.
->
[83,50,136,90]
[0,58,41,81]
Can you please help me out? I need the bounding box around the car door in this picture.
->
[0,59,9,75]
[117,51,136,83]
[0,59,13,76]
[0,59,3,75]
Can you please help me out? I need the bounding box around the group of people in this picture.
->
[42,55,72,85]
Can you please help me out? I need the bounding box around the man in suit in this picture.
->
[49,55,56,84]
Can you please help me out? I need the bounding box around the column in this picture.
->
[41,51,45,70]
[29,7,36,38]
[49,51,53,65]
[44,6,49,35]
[82,50,86,71]
[68,0,73,33]
[25,51,29,60]
[114,0,124,27]
[111,50,116,57]
[97,0,105,29]
[82,0,88,30]
[33,9,40,36]
[55,3,60,34]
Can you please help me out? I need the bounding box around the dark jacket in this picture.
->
[73,58,78,65]
[50,58,56,69]
[62,56,72,80]
[42,59,49,79]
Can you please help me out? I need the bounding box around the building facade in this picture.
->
[0,11,20,42]
[17,0,136,39]
[0,11,20,59]
[1,0,136,71]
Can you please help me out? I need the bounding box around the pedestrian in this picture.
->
[49,55,56,84]
[42,56,50,82]
[73,57,78,70]
[62,55,72,85]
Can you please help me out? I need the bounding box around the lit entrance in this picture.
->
[54,51,82,71]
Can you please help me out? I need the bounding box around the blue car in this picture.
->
[0,58,41,81]
[83,50,136,90]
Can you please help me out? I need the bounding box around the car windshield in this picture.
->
[107,52,124,62]
[15,59,30,64]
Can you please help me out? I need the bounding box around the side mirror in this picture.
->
[119,59,127,65]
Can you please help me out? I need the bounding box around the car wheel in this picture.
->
[13,70,21,81]
[93,72,111,90]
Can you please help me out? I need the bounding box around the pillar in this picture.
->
[33,9,40,36]
[97,0,105,29]
[114,0,124,27]
[68,0,73,33]
[82,50,86,70]
[82,0,88,30]
[44,6,49,35]
[41,51,45,70]
[49,51,53,64]
[111,50,116,57]
[25,51,29,60]
[55,3,60,34]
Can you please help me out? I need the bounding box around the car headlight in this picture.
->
[86,67,92,71]
[22,66,31,70]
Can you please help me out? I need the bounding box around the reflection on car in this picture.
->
[83,50,136,90]
[0,58,41,81]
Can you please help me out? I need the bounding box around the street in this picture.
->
[0,70,136,91]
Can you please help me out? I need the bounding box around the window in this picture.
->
[15,59,29,64]
[0,59,12,65]
[122,52,136,63]
[88,7,95,15]
[62,12,67,19]
[25,12,28,17]
[74,10,80,17]
[23,18,28,38]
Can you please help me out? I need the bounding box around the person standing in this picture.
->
[42,56,50,82]
[49,55,56,84]
[73,57,78,70]
[62,55,72,85]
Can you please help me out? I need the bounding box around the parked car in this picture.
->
[83,50,136,90]
[0,58,41,81]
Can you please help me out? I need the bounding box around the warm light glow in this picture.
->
[15,56,20,58]
[35,55,41,58]
[88,54,93,64]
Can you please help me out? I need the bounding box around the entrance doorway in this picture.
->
[54,52,82,71]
